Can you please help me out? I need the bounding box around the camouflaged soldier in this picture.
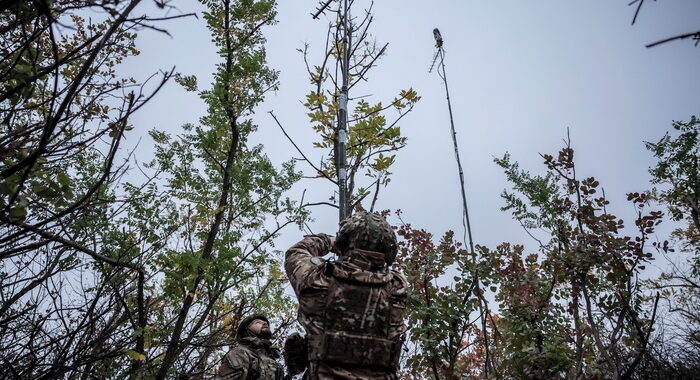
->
[285,212,408,379]
[215,314,283,380]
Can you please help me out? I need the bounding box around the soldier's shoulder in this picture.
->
[290,256,329,282]
[224,344,256,367]
[389,268,409,290]
[389,267,407,280]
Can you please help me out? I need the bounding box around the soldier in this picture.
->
[285,212,408,379]
[216,314,283,380]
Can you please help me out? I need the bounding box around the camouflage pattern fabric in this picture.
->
[215,317,283,380]
[285,234,408,380]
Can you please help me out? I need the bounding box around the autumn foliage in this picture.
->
[396,140,671,379]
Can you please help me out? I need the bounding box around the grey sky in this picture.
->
[123,1,700,267]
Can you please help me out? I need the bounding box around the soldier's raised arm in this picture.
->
[284,234,333,295]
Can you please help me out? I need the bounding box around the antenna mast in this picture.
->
[432,30,492,376]
[431,28,475,253]
[313,0,350,223]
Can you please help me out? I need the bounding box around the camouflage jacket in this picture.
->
[285,234,408,380]
[215,337,282,380]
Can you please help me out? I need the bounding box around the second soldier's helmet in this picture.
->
[335,212,398,265]
[236,314,269,342]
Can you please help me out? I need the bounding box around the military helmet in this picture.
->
[236,314,269,342]
[336,212,398,265]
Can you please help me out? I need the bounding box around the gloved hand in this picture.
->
[283,332,308,376]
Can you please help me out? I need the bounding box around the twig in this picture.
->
[268,110,338,185]
[629,0,645,25]
[1,216,139,269]
[646,30,700,48]
[303,201,339,209]
[369,174,381,212]
[312,0,335,19]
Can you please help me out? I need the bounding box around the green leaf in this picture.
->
[57,172,70,188]
[9,206,27,221]
[124,350,146,361]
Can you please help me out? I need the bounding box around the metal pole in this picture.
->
[437,46,474,254]
[337,0,349,223]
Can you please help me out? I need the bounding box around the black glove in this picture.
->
[283,332,308,376]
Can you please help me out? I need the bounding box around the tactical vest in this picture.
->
[217,338,283,380]
[308,251,406,371]
[250,347,283,380]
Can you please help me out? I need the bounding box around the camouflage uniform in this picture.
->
[216,314,283,380]
[285,212,408,380]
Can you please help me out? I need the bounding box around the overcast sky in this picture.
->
[122,0,700,271]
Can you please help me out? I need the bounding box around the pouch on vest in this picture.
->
[308,264,401,371]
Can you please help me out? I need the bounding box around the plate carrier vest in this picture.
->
[307,254,405,371]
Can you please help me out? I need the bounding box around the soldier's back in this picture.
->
[300,261,408,380]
